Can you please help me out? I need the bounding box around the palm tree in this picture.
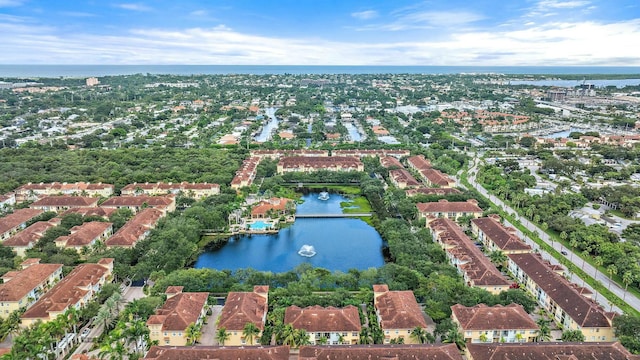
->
[317,336,328,345]
[217,327,230,346]
[607,264,618,290]
[280,324,296,346]
[185,322,202,345]
[96,306,116,331]
[410,326,427,344]
[443,326,465,351]
[479,332,489,343]
[64,307,80,334]
[359,327,372,344]
[535,319,551,342]
[243,322,260,345]
[515,332,524,343]
[293,329,310,348]
[337,333,346,345]
[489,250,507,268]
[125,320,149,354]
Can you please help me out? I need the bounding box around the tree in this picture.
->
[185,322,202,345]
[293,329,310,348]
[410,326,428,344]
[443,325,465,350]
[242,322,260,345]
[622,272,634,301]
[479,332,489,343]
[613,314,640,354]
[535,318,552,342]
[489,250,507,268]
[124,320,149,354]
[561,330,585,342]
[216,327,230,346]
[607,264,618,290]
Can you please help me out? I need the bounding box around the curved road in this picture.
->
[467,156,640,314]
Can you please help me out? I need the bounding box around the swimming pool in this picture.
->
[250,221,271,230]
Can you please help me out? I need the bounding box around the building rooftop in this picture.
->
[466,342,640,360]
[30,196,98,208]
[471,217,532,252]
[0,208,43,234]
[285,305,361,332]
[417,199,482,214]
[299,344,463,360]
[144,346,290,360]
[55,221,112,247]
[3,220,56,247]
[0,261,62,302]
[451,303,538,331]
[147,289,208,331]
[373,285,427,330]
[105,208,163,247]
[218,286,269,331]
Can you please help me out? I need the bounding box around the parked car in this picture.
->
[561,250,568,255]
[80,328,91,340]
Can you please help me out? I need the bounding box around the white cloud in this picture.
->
[537,0,591,9]
[0,0,23,7]
[355,9,484,31]
[351,10,378,20]
[113,3,152,12]
[190,10,208,17]
[0,18,639,66]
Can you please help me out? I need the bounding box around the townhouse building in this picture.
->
[105,208,164,248]
[0,259,63,318]
[147,286,209,346]
[276,156,364,174]
[54,221,113,252]
[30,196,99,213]
[143,346,290,360]
[372,285,428,344]
[417,199,483,220]
[217,286,269,346]
[120,182,219,199]
[100,195,176,214]
[451,304,538,344]
[285,305,361,345]
[3,220,58,256]
[15,182,114,202]
[471,216,532,255]
[21,259,114,326]
[298,344,463,360]
[0,208,43,241]
[467,342,640,360]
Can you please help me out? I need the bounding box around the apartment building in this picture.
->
[15,182,113,202]
[105,208,164,248]
[147,286,209,346]
[285,305,361,345]
[298,344,463,360]
[120,182,219,199]
[276,156,364,174]
[417,199,483,220]
[372,285,427,344]
[3,220,58,256]
[471,216,532,255]
[30,196,99,213]
[100,195,176,214]
[143,346,290,360]
[54,221,113,252]
[217,286,269,346]
[451,304,538,344]
[0,259,63,318]
[0,208,43,241]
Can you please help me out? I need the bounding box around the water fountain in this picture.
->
[298,244,317,257]
[318,191,330,201]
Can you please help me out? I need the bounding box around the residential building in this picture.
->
[54,221,113,252]
[406,155,432,171]
[372,285,427,344]
[451,304,538,344]
[60,207,117,220]
[417,199,483,220]
[388,169,421,189]
[379,156,404,169]
[217,286,269,346]
[100,195,176,214]
[147,286,209,346]
[277,156,364,174]
[143,346,290,360]
[21,259,114,326]
[231,156,260,190]
[0,259,63,318]
[120,182,220,199]
[30,196,99,213]
[0,193,16,208]
[332,149,410,158]
[0,208,43,241]
[298,344,463,360]
[406,155,455,187]
[471,216,532,254]
[406,187,462,197]
[466,342,640,360]
[427,218,511,294]
[3,220,59,256]
[251,198,294,219]
[85,77,99,87]
[284,305,361,345]
[507,253,615,341]
[15,182,114,202]
[105,208,164,248]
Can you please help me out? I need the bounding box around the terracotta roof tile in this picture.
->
[218,287,268,331]
[143,345,290,360]
[3,220,56,247]
[451,304,538,331]
[285,305,361,332]
[30,196,99,208]
[0,262,62,301]
[0,209,43,235]
[417,199,482,214]
[299,344,463,360]
[466,342,640,360]
[471,217,532,252]
[146,291,208,331]
[373,287,427,330]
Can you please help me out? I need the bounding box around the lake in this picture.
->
[193,193,385,272]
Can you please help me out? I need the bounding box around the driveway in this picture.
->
[200,305,223,346]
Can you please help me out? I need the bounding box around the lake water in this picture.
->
[543,128,581,139]
[345,123,362,142]
[254,107,279,142]
[193,193,385,272]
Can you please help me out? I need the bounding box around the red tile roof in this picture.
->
[250,198,292,216]
[0,262,62,301]
[285,305,361,332]
[406,187,462,197]
[299,344,463,360]
[30,196,98,208]
[471,217,532,252]
[417,199,483,214]
[143,346,290,360]
[507,253,613,328]
[389,169,421,187]
[278,156,363,171]
[21,260,113,321]
[3,220,56,247]
[451,303,538,331]
[146,291,208,331]
[466,342,640,360]
[407,155,432,170]
[105,208,163,247]
[373,286,427,330]
[55,221,112,247]
[218,286,268,331]
[0,209,43,235]
[100,195,174,208]
[428,218,510,288]
[60,207,117,219]
[380,156,404,169]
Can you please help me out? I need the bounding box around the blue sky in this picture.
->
[0,0,639,65]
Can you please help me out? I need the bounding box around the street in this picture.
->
[466,157,640,313]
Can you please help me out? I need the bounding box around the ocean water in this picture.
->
[1,65,640,77]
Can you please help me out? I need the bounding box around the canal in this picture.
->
[193,193,385,272]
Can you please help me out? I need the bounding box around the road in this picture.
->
[72,286,146,357]
[466,156,640,314]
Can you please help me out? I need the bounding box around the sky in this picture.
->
[0,0,639,66]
